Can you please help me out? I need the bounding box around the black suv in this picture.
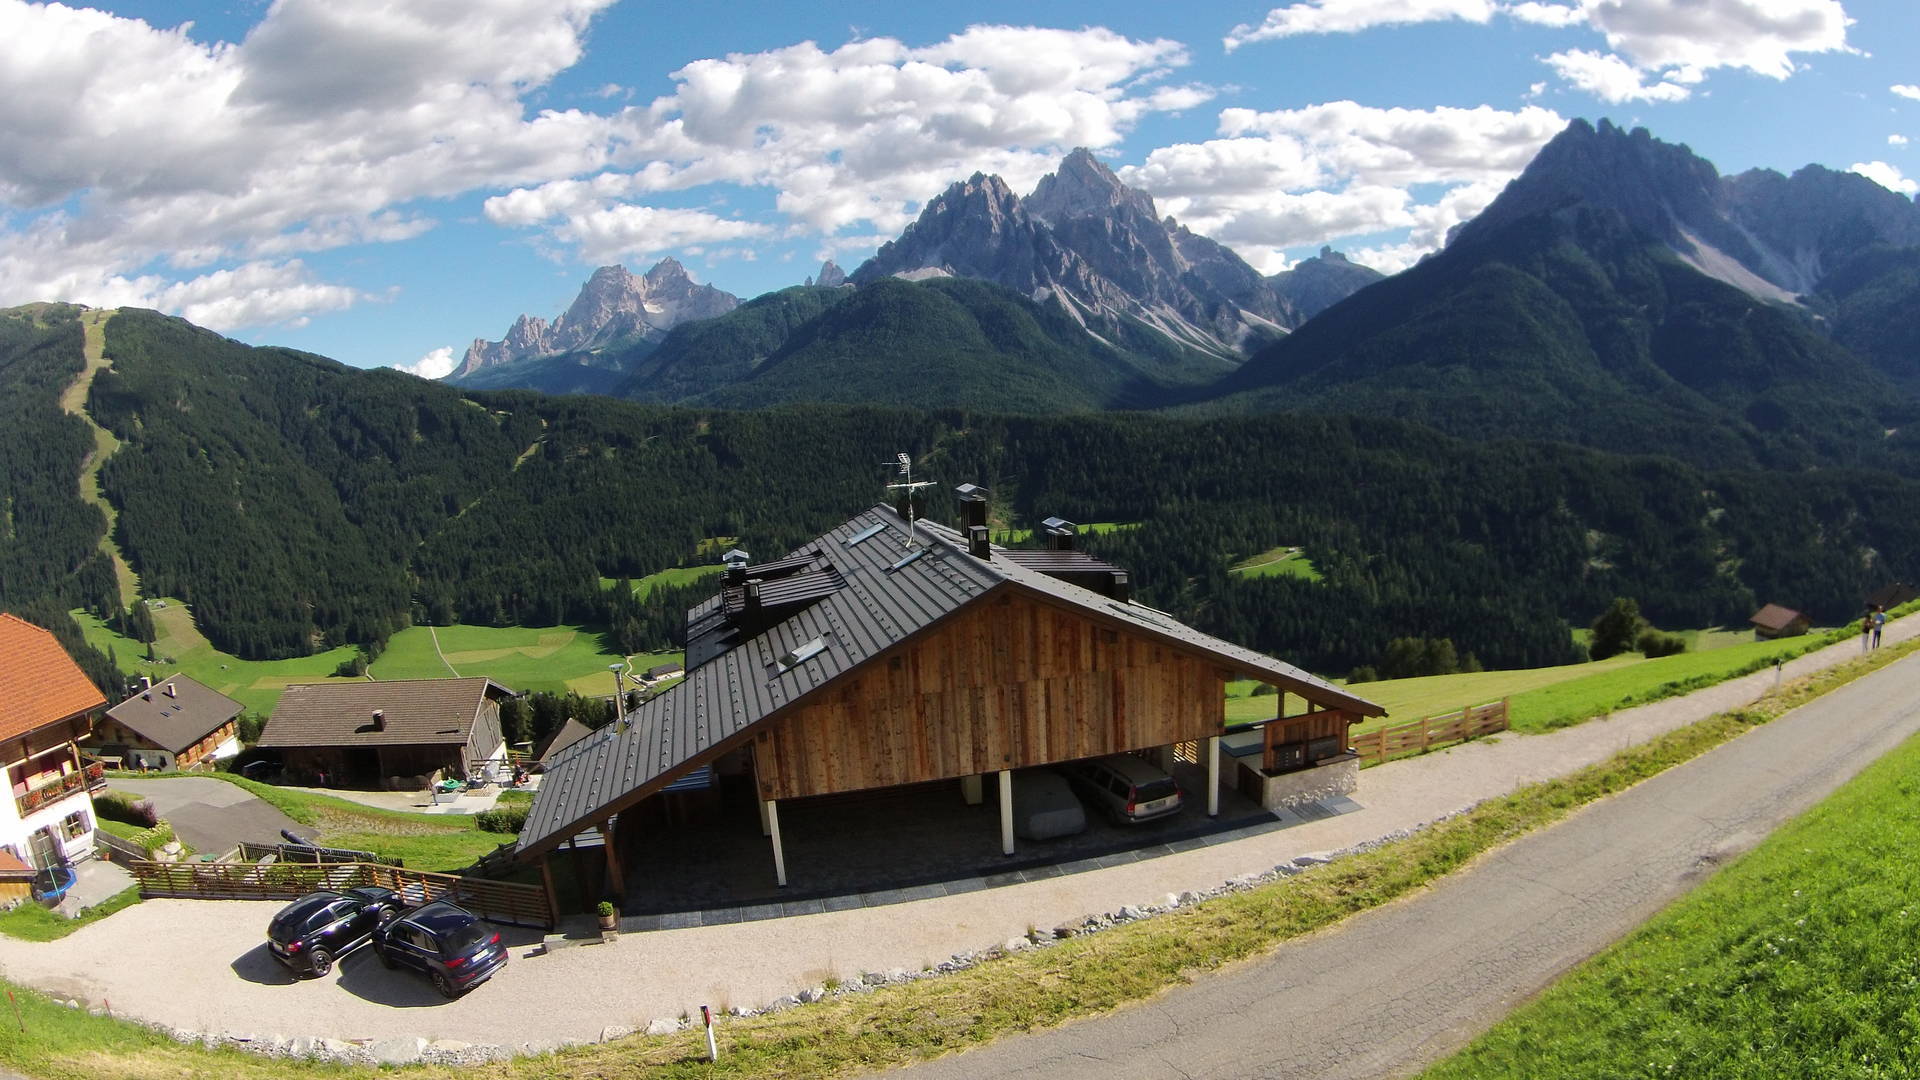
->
[371,901,508,998]
[266,886,402,977]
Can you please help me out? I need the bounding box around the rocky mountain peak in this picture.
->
[1027,148,1157,224]
[809,259,847,288]
[451,259,738,381]
[1266,248,1385,322]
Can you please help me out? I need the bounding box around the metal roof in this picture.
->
[517,506,1380,858]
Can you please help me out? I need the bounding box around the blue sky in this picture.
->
[0,0,1914,375]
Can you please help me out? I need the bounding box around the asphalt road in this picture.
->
[893,652,1920,1080]
[106,776,315,854]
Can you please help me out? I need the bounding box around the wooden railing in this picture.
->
[127,859,554,929]
[1348,699,1509,766]
[15,767,90,817]
[235,841,400,867]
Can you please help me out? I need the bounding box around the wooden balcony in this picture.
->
[14,763,98,818]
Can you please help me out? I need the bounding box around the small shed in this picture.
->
[1749,603,1811,640]
[642,661,684,683]
[95,674,242,771]
[258,678,512,789]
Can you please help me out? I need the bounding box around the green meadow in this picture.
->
[1229,544,1322,582]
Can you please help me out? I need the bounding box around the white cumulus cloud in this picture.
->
[1851,161,1918,196]
[1226,0,1497,48]
[1121,102,1563,271]
[1546,48,1693,102]
[1892,134,1910,146]
[0,0,627,328]
[1896,85,1920,101]
[394,346,458,380]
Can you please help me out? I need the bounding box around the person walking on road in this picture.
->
[1873,605,1887,649]
[1864,607,1875,653]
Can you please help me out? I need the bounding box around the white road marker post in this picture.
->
[703,1004,718,1062]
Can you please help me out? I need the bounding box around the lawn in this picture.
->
[110,772,512,873]
[0,886,141,942]
[1420,720,1920,1079]
[990,521,1138,545]
[1229,545,1322,582]
[1226,628,1837,735]
[598,563,725,597]
[71,601,362,715]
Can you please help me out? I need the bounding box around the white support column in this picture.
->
[757,794,772,836]
[766,800,787,887]
[1207,735,1222,818]
[998,769,1015,855]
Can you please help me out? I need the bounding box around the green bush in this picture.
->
[1637,629,1688,658]
[1589,597,1647,661]
[476,805,528,834]
[236,713,266,744]
[131,820,175,854]
[93,791,146,826]
[1347,665,1379,685]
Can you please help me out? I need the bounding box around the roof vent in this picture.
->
[955,483,990,530]
[164,681,177,698]
[1041,516,1078,551]
[371,709,386,732]
[1110,570,1130,604]
[968,524,991,561]
[723,547,752,584]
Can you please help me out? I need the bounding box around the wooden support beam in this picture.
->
[601,816,624,900]
[539,855,559,922]
[998,770,1014,855]
[1207,735,1221,818]
[766,800,787,887]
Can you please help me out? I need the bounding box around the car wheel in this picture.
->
[307,948,333,978]
[375,907,397,925]
[376,945,397,970]
[431,970,455,998]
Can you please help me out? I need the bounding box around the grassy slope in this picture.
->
[0,887,141,943]
[75,604,681,711]
[597,563,724,597]
[7,635,1910,1080]
[1226,630,1834,734]
[1229,545,1323,582]
[1421,709,1920,1078]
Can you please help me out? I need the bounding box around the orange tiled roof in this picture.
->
[0,613,107,743]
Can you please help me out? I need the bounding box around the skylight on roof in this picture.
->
[887,548,928,572]
[771,636,828,676]
[845,522,887,547]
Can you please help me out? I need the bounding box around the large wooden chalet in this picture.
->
[519,490,1383,904]
[0,614,108,872]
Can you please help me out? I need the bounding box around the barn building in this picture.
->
[518,491,1383,908]
[94,674,242,771]
[258,678,511,789]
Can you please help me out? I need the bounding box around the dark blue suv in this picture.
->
[266,886,402,978]
[371,901,507,998]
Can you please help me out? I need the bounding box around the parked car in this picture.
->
[1011,768,1087,840]
[371,900,508,998]
[266,886,403,977]
[1060,754,1184,824]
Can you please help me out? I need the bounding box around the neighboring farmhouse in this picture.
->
[0,614,107,871]
[257,678,512,789]
[92,674,242,771]
[1749,603,1812,640]
[521,491,1382,902]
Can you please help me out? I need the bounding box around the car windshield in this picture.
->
[1133,777,1178,801]
[269,897,330,938]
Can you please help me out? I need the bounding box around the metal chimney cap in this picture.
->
[722,548,751,566]
[1040,516,1077,534]
[955,483,989,501]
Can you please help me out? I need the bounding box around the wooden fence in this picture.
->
[235,841,399,867]
[1348,699,1509,766]
[127,859,553,929]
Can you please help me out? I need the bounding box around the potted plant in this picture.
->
[596,900,617,930]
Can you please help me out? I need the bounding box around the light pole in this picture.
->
[609,663,625,730]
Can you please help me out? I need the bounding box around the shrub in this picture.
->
[476,805,528,834]
[1637,629,1689,658]
[596,900,615,918]
[132,820,175,854]
[125,798,160,828]
[1589,597,1647,661]
[1347,665,1379,685]
[1251,684,1278,697]
[236,713,266,744]
[93,791,144,826]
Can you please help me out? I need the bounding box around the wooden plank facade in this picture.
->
[753,592,1227,801]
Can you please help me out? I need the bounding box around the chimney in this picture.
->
[968,525,991,561]
[164,681,176,698]
[955,483,990,530]
[140,675,152,691]
[1041,516,1078,551]
[722,547,751,584]
[372,709,386,732]
[1110,571,1130,604]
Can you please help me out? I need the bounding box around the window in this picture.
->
[845,522,887,547]
[770,636,829,676]
[59,811,89,841]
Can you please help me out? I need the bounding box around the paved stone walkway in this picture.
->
[0,620,1903,1050]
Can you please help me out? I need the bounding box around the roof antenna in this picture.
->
[886,451,933,548]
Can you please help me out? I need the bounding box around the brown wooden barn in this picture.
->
[1749,603,1812,640]
[257,678,511,789]
[519,492,1383,907]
